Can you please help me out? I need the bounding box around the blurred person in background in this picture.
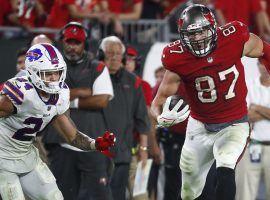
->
[152,66,166,98]
[96,36,150,200]
[125,45,154,200]
[0,0,46,29]
[30,34,53,46]
[235,57,270,200]
[16,47,28,73]
[215,0,270,40]
[42,22,114,200]
[0,0,14,26]
[106,0,143,36]
[45,0,109,29]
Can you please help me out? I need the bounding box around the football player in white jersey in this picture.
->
[0,43,116,200]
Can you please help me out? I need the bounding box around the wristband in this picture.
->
[90,140,96,150]
[139,146,148,151]
[70,98,79,109]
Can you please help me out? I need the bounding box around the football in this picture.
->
[168,95,187,112]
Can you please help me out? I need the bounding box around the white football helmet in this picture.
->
[25,43,67,94]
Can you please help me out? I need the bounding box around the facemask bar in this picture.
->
[180,25,216,57]
[27,67,66,94]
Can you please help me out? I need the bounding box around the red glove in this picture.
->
[95,131,116,157]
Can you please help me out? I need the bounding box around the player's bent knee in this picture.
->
[0,181,25,200]
[180,148,196,174]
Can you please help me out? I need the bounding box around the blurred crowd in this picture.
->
[1,0,270,41]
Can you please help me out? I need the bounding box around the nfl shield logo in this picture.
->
[207,57,213,63]
[47,106,51,111]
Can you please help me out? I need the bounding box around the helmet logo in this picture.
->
[72,27,78,34]
[177,18,184,28]
[203,12,215,26]
[26,49,43,62]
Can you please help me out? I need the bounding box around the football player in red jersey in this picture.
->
[151,4,270,200]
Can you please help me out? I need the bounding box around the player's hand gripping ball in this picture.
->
[157,95,190,127]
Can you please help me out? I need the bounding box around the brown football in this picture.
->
[168,95,187,112]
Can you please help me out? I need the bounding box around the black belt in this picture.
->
[251,139,270,146]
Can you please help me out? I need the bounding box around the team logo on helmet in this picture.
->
[26,49,43,62]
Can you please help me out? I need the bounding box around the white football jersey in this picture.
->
[0,76,70,160]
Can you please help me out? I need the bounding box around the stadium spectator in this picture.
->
[258,0,270,41]
[15,47,28,73]
[151,4,270,200]
[96,36,150,200]
[0,0,46,29]
[45,0,108,28]
[215,0,270,39]
[107,0,143,20]
[162,0,185,17]
[38,0,54,15]
[235,57,270,200]
[124,45,153,200]
[0,0,13,26]
[30,34,53,46]
[42,22,114,200]
[17,0,46,28]
[141,0,164,19]
[106,0,143,36]
[152,66,166,98]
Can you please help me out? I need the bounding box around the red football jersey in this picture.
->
[162,21,250,123]
[45,0,75,28]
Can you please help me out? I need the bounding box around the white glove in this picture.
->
[157,96,190,128]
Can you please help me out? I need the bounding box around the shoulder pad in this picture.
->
[218,21,249,42]
[162,40,186,70]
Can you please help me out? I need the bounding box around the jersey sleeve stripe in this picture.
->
[3,82,24,105]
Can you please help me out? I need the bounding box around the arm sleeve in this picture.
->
[2,80,24,106]
[92,66,114,100]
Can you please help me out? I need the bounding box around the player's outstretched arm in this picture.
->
[52,112,115,153]
[243,33,264,58]
[0,95,15,118]
[243,33,270,74]
[151,70,181,119]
